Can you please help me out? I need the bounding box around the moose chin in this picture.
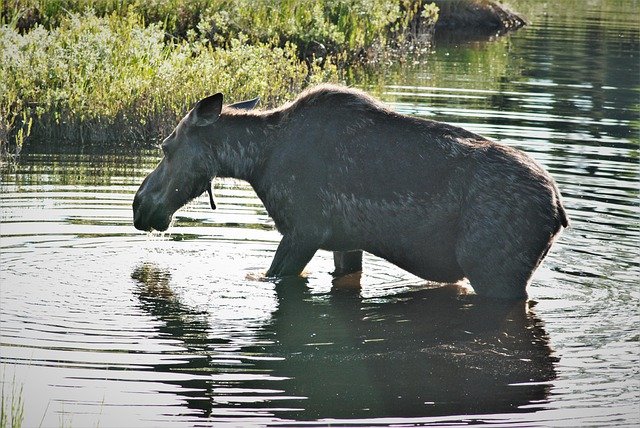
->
[133,84,568,300]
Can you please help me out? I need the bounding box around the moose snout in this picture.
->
[132,184,173,232]
[132,190,151,231]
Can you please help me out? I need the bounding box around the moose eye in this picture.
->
[160,131,178,157]
[160,143,172,157]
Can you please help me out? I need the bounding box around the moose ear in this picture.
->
[190,93,223,126]
[228,97,260,111]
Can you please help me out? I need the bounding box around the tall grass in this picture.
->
[0,10,337,149]
[3,0,431,54]
[0,372,24,428]
[0,1,439,151]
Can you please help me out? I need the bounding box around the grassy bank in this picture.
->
[1,11,336,149]
[0,1,439,153]
[4,0,436,55]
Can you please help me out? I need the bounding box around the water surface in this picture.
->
[1,1,639,426]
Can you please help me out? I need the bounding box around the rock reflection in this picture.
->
[131,264,557,422]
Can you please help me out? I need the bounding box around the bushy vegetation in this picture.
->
[3,1,435,54]
[0,11,336,148]
[0,1,439,151]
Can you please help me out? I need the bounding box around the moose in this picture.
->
[133,85,568,299]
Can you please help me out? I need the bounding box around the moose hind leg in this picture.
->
[456,217,556,300]
[461,259,532,300]
[333,250,363,276]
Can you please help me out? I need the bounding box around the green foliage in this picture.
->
[0,1,439,150]
[0,10,338,147]
[3,0,430,54]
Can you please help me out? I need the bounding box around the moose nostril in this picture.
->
[133,202,142,222]
[133,209,150,231]
[133,191,143,211]
[132,192,148,231]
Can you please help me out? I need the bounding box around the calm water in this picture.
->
[1,1,639,426]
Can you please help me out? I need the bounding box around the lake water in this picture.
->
[1,1,638,426]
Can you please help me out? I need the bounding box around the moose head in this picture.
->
[133,94,259,232]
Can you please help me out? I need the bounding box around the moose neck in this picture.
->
[210,113,276,184]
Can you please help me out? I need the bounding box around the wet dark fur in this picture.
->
[134,84,568,299]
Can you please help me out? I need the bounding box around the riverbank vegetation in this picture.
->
[0,0,530,154]
[4,0,438,56]
[1,12,334,148]
[1,0,440,153]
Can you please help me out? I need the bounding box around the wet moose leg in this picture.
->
[333,250,363,276]
[266,235,319,277]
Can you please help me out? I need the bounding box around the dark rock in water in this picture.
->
[434,0,527,40]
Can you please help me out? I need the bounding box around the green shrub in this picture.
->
[0,10,338,148]
[3,0,430,55]
[0,1,439,151]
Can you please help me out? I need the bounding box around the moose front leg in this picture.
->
[266,234,319,277]
[333,250,363,276]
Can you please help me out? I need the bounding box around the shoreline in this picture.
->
[1,1,525,156]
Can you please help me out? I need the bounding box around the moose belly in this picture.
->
[321,193,464,283]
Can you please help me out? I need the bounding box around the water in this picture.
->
[1,1,639,426]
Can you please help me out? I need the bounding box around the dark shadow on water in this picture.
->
[131,264,558,422]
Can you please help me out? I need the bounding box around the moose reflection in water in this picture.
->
[131,263,557,421]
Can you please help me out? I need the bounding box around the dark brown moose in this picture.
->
[133,85,568,299]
